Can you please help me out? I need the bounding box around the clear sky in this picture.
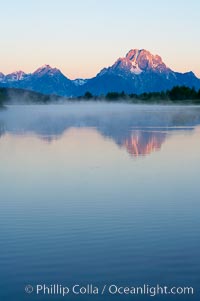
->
[0,0,200,79]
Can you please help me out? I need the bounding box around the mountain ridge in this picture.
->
[0,49,200,96]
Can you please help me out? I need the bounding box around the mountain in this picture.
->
[0,50,200,96]
[6,71,27,81]
[0,72,5,82]
[79,49,200,95]
[0,65,75,96]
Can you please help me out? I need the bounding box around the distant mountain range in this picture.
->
[0,49,200,97]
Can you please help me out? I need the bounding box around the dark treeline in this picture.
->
[0,87,60,106]
[0,88,5,107]
[81,86,200,103]
[1,86,200,106]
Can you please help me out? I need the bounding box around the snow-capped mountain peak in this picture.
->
[100,49,169,77]
[73,78,88,86]
[125,49,168,73]
[33,64,61,77]
[6,70,27,81]
[125,49,143,74]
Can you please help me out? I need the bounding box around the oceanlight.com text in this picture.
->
[25,283,194,297]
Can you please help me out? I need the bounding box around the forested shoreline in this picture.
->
[1,86,200,106]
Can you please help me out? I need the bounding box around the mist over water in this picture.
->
[0,103,200,300]
[1,103,200,144]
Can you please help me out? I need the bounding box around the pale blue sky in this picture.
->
[0,0,199,79]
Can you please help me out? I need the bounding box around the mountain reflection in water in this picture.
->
[0,103,200,157]
[1,104,200,301]
[122,131,165,156]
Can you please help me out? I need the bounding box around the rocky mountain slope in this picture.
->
[0,49,200,96]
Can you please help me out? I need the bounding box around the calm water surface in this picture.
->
[0,104,200,300]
